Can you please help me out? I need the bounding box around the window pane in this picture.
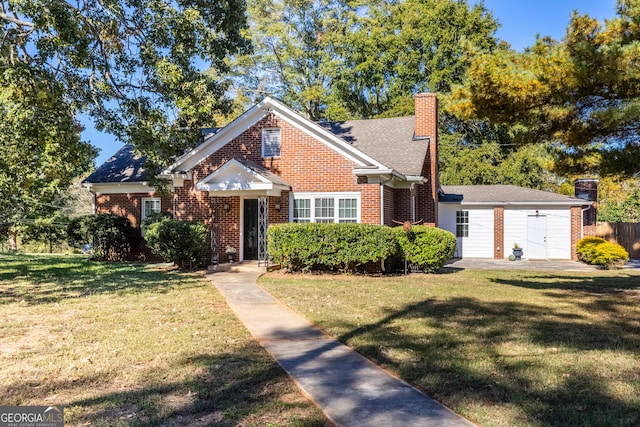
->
[143,199,161,219]
[263,128,281,157]
[315,198,334,222]
[293,199,310,222]
[456,210,469,237]
[338,198,357,221]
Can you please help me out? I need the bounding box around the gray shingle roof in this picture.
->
[440,185,587,205]
[319,116,426,176]
[85,115,426,183]
[83,144,149,183]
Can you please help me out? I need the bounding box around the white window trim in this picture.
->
[262,128,281,158]
[456,210,469,238]
[141,197,162,222]
[290,192,361,223]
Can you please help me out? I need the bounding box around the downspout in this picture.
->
[380,183,385,225]
[411,183,416,223]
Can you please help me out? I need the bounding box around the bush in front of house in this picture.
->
[268,223,398,272]
[394,225,457,272]
[67,214,136,261]
[576,236,629,269]
[144,217,207,269]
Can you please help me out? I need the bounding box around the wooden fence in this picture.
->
[596,222,640,258]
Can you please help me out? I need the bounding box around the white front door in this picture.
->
[527,215,547,259]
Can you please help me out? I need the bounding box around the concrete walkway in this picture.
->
[206,263,476,427]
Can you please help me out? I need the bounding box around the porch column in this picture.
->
[258,196,268,265]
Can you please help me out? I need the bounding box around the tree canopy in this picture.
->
[1,0,250,165]
[450,0,640,177]
[232,0,498,120]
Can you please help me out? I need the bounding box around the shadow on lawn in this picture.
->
[330,277,640,426]
[0,254,199,305]
[0,347,329,427]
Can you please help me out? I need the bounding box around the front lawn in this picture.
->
[260,268,640,427]
[0,253,329,427]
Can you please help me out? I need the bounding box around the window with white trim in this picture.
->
[142,197,162,221]
[292,193,360,223]
[293,199,311,223]
[262,128,281,158]
[456,210,469,237]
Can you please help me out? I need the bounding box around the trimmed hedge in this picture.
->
[67,214,136,261]
[144,218,207,269]
[267,223,456,273]
[268,223,397,272]
[576,236,629,269]
[395,225,457,272]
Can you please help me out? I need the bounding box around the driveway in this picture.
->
[443,258,640,272]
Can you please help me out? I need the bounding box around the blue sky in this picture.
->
[86,0,619,166]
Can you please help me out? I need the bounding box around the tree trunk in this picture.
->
[8,228,17,252]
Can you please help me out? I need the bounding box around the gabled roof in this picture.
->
[85,97,431,184]
[83,144,148,183]
[440,185,590,206]
[318,116,426,176]
[195,158,291,196]
[163,97,389,175]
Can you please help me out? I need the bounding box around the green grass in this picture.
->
[260,268,640,427]
[0,253,330,427]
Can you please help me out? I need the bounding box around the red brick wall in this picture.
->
[570,206,583,260]
[95,192,172,228]
[383,186,395,226]
[494,207,504,259]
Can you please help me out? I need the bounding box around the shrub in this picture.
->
[576,236,628,269]
[576,236,606,254]
[144,218,207,269]
[394,225,457,272]
[67,214,136,261]
[268,223,397,272]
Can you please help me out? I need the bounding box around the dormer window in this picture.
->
[262,128,281,158]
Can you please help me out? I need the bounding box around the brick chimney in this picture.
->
[414,93,439,225]
[575,178,598,237]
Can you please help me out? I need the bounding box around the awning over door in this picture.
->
[195,158,291,196]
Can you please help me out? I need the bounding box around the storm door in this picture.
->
[243,199,258,260]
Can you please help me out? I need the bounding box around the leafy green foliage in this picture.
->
[67,214,136,261]
[20,216,68,253]
[1,0,249,167]
[233,0,498,120]
[451,1,640,177]
[394,225,457,272]
[268,223,398,272]
[268,223,456,273]
[0,65,96,227]
[576,236,629,269]
[144,218,207,269]
[597,187,640,222]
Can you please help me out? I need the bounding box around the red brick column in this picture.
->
[494,207,504,259]
[570,206,583,260]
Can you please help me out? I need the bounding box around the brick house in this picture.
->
[84,93,439,264]
[83,93,594,263]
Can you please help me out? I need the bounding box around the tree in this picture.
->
[0,66,96,250]
[598,185,640,222]
[232,0,498,120]
[21,215,68,253]
[329,0,498,119]
[1,0,250,166]
[450,0,640,177]
[231,0,340,120]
